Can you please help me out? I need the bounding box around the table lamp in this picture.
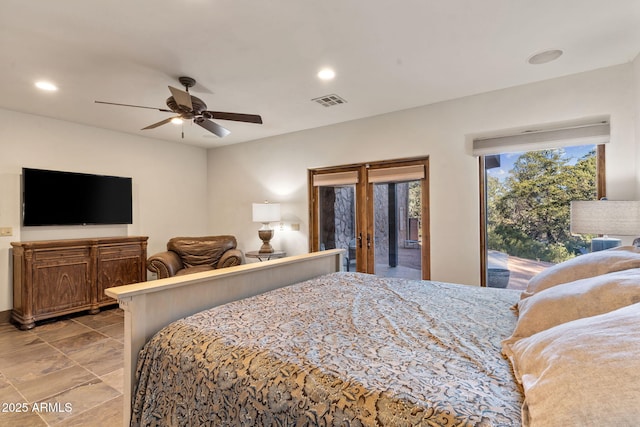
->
[252,201,281,253]
[570,200,640,251]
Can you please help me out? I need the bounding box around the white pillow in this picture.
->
[504,303,640,426]
[503,268,640,348]
[521,246,640,299]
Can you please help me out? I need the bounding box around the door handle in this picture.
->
[357,233,362,248]
[366,233,371,249]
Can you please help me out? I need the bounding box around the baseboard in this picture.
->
[0,309,11,324]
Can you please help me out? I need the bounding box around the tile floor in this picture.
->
[0,307,124,426]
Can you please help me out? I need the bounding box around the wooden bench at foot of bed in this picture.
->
[105,249,344,426]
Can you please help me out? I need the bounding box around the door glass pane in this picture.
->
[373,180,422,279]
[318,185,357,271]
[485,146,598,289]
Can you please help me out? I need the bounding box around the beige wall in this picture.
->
[208,63,638,286]
[0,109,210,312]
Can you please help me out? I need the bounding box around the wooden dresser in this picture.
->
[11,236,148,329]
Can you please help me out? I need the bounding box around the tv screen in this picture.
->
[22,168,133,226]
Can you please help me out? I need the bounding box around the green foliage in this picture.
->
[408,181,421,218]
[487,148,595,263]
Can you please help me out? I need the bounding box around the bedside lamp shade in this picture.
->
[570,200,640,251]
[252,202,281,253]
[570,201,640,236]
[252,202,281,224]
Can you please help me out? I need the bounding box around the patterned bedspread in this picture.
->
[132,272,523,426]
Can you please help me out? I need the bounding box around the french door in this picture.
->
[309,157,430,280]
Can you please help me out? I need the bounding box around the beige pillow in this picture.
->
[504,303,640,426]
[503,268,640,348]
[521,246,640,299]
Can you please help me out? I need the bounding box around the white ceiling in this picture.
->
[2,0,639,148]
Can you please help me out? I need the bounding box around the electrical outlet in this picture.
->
[290,223,300,231]
[0,227,13,237]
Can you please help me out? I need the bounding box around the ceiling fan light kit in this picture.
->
[95,76,262,138]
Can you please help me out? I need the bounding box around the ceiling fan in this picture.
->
[95,76,262,138]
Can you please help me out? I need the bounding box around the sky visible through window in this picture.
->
[487,145,595,181]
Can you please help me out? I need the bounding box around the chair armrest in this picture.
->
[216,249,244,269]
[147,251,183,279]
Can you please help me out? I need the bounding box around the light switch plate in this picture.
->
[0,227,13,236]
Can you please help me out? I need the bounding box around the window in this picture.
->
[476,120,608,289]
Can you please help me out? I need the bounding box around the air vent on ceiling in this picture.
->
[312,94,347,107]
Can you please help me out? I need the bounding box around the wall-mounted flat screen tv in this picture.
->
[22,168,133,226]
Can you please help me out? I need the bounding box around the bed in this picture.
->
[107,247,640,426]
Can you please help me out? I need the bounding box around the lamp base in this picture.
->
[258,229,274,253]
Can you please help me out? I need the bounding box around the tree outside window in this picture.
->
[484,145,599,289]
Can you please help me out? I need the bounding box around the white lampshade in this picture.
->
[252,202,281,223]
[570,201,640,236]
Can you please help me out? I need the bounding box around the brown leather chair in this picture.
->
[147,235,244,278]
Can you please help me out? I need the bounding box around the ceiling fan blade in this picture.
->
[141,116,180,130]
[195,117,231,138]
[205,111,263,124]
[168,86,193,111]
[94,100,172,113]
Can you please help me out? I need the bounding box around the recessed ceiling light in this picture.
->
[527,49,564,65]
[317,68,336,81]
[35,81,58,91]
[171,117,183,125]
